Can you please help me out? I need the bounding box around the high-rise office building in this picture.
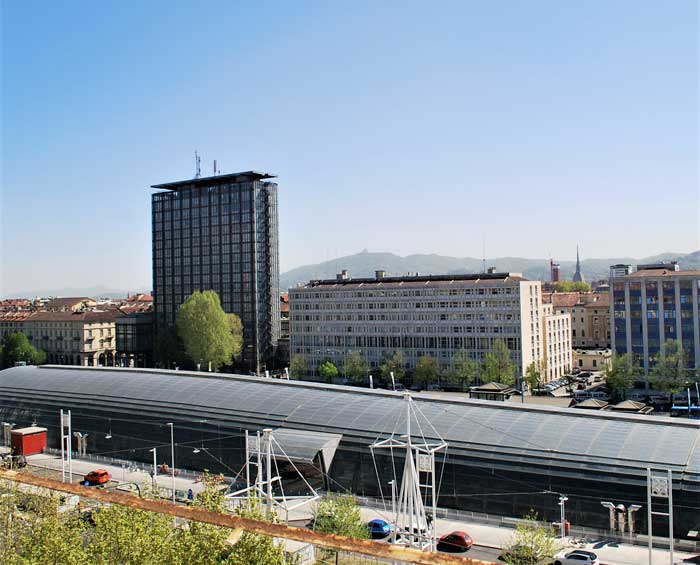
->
[151,171,280,372]
[610,265,700,374]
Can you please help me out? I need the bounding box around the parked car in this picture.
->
[437,531,473,552]
[554,550,600,565]
[427,384,443,392]
[393,383,406,392]
[367,519,392,539]
[82,469,111,485]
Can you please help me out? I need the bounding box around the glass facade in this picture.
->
[152,173,280,371]
[2,365,699,541]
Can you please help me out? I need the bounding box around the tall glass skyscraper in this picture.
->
[151,171,280,372]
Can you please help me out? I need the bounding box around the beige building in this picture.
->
[543,292,610,348]
[0,311,121,366]
[44,297,97,312]
[290,270,560,381]
[541,303,572,381]
[573,348,612,372]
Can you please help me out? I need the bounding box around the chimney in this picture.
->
[375,270,386,280]
[337,270,349,281]
[487,266,496,274]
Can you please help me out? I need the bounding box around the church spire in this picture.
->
[573,245,585,283]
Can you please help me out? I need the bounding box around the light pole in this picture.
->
[167,423,175,504]
[149,447,157,492]
[558,495,568,538]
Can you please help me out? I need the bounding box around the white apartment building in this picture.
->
[289,270,569,382]
[542,303,573,380]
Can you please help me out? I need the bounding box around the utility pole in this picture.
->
[167,423,175,504]
[150,447,157,493]
[263,428,273,516]
[60,410,72,483]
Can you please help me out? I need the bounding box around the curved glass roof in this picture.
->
[1,365,699,484]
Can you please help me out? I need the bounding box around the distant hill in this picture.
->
[280,250,700,290]
[1,285,151,300]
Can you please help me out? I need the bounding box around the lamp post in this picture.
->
[558,495,569,538]
[149,447,157,492]
[167,423,175,504]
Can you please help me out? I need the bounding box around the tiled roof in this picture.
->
[29,310,123,323]
[0,312,33,322]
[548,293,582,308]
[126,294,153,302]
[45,297,95,310]
[584,294,610,308]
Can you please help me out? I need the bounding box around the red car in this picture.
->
[437,531,473,552]
[83,469,111,485]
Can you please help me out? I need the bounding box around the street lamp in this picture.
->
[149,447,157,492]
[166,423,175,504]
[558,495,569,538]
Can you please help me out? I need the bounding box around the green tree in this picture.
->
[605,353,637,400]
[448,349,481,390]
[0,332,47,368]
[227,313,244,361]
[650,339,689,395]
[289,354,307,379]
[482,340,515,385]
[502,511,559,565]
[154,327,186,369]
[552,281,591,293]
[312,494,368,561]
[524,361,544,393]
[343,351,369,383]
[176,290,235,371]
[413,355,439,387]
[380,350,406,382]
[229,497,297,565]
[318,360,339,383]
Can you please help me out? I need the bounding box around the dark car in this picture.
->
[367,518,392,539]
[437,531,473,552]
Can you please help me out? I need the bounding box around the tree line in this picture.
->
[0,332,47,369]
[605,338,698,398]
[290,338,520,388]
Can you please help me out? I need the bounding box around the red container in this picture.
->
[11,427,47,456]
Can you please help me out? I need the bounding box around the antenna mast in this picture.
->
[194,150,201,179]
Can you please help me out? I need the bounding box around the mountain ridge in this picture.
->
[280,250,700,290]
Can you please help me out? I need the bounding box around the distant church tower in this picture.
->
[572,245,585,283]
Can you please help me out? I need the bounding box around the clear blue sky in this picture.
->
[1,1,698,295]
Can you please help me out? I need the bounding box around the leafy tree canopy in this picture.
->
[413,355,439,386]
[312,494,368,540]
[482,339,515,385]
[380,350,406,382]
[0,332,46,369]
[318,360,339,382]
[650,339,691,395]
[524,361,544,392]
[290,354,307,379]
[605,353,637,399]
[552,281,591,293]
[448,349,481,389]
[343,351,369,383]
[502,511,559,565]
[227,313,244,361]
[176,290,236,371]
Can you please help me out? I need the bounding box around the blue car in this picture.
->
[367,518,392,539]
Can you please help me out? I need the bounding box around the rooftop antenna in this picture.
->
[481,236,486,274]
[194,150,201,179]
[213,159,218,175]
